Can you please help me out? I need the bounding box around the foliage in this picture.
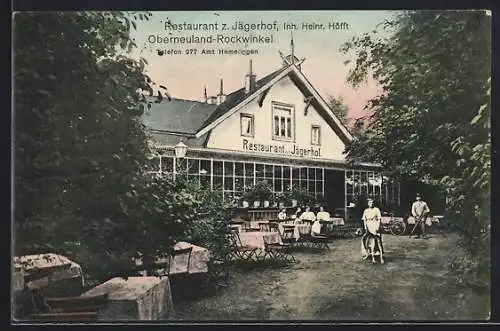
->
[13,11,154,258]
[340,11,490,180]
[12,11,214,279]
[243,180,273,202]
[186,190,235,260]
[288,185,315,206]
[340,10,490,288]
[327,95,349,123]
[274,192,288,205]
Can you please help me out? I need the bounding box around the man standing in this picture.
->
[411,193,431,239]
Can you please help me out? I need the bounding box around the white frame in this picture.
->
[311,125,321,145]
[271,102,295,142]
[240,113,255,137]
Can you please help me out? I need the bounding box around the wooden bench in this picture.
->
[29,311,99,322]
[30,294,108,322]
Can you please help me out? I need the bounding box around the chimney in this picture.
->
[204,86,208,103]
[245,59,256,94]
[216,78,227,105]
[206,96,217,104]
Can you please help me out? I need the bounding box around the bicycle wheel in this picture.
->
[390,221,406,236]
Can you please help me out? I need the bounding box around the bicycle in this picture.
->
[380,212,407,236]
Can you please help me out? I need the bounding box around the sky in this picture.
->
[129,11,398,120]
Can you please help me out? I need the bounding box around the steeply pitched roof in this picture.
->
[142,66,288,135]
[149,131,210,148]
[142,98,217,134]
[199,66,289,129]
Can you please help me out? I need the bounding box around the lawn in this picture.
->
[172,232,490,321]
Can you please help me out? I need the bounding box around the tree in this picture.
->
[340,11,490,181]
[340,10,490,291]
[13,11,153,268]
[327,95,349,123]
[13,11,237,287]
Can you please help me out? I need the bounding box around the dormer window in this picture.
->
[240,113,254,137]
[272,103,294,141]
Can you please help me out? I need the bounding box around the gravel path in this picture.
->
[172,233,489,321]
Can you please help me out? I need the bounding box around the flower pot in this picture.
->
[242,200,249,208]
[263,200,270,208]
[291,199,298,207]
[253,201,261,208]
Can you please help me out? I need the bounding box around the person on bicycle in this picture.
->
[411,193,431,239]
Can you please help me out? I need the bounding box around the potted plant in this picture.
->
[241,187,253,208]
[275,192,286,209]
[289,185,306,207]
[253,180,272,208]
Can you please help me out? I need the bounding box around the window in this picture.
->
[240,114,254,137]
[311,125,321,145]
[272,103,294,141]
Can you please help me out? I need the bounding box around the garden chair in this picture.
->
[307,233,330,250]
[155,246,193,301]
[280,226,296,246]
[242,219,257,232]
[150,246,193,279]
[296,224,330,250]
[262,235,296,264]
[259,221,271,232]
[228,229,258,262]
[207,252,230,295]
[268,222,280,232]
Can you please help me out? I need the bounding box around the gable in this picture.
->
[205,74,349,161]
[196,65,353,144]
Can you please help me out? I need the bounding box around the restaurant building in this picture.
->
[142,49,400,213]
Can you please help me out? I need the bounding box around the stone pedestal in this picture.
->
[81,277,173,321]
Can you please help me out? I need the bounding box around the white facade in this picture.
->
[206,75,347,161]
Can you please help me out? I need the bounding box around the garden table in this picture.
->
[230,224,243,233]
[238,231,281,250]
[278,223,311,241]
[135,242,210,275]
[172,242,210,274]
[330,217,345,226]
[80,276,173,320]
[13,253,84,291]
[249,219,268,230]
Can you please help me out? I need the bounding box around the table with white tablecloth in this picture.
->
[13,253,85,291]
[238,231,281,250]
[330,217,345,226]
[230,224,243,233]
[172,241,210,274]
[135,242,210,275]
[278,223,311,241]
[249,220,269,230]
